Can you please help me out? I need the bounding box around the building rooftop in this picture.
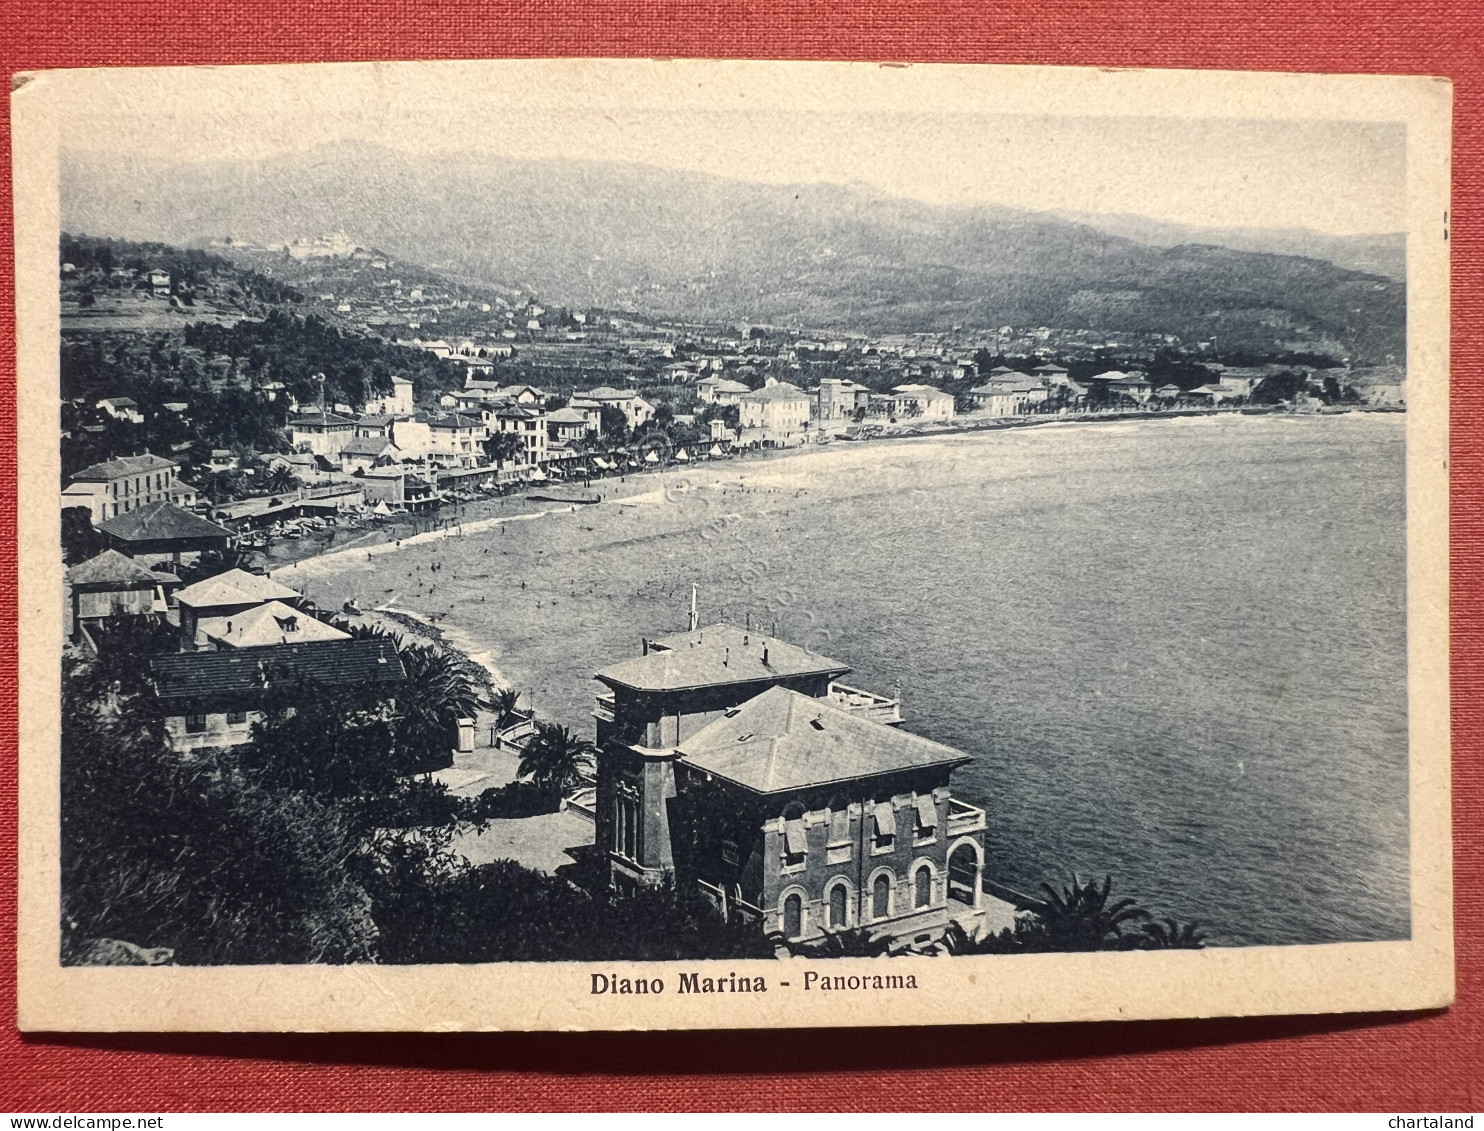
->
[740,381,809,403]
[175,568,300,610]
[972,379,1041,395]
[595,622,849,693]
[340,437,396,457]
[150,637,407,703]
[66,548,174,588]
[546,407,591,425]
[428,414,481,430]
[289,412,358,428]
[70,453,178,483]
[197,601,352,649]
[96,501,233,545]
[701,377,752,394]
[679,686,969,794]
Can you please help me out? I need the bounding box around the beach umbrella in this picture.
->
[675,449,689,462]
[709,444,723,457]
[373,500,392,516]
[644,450,659,464]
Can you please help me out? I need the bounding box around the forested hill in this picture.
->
[60,236,466,484]
[61,233,303,311]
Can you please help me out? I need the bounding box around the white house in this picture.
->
[364,376,414,417]
[739,378,811,446]
[697,376,752,406]
[96,397,144,424]
[891,384,956,422]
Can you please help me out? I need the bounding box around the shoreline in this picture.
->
[283,407,1403,725]
[269,402,1403,580]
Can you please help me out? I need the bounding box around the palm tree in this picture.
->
[264,464,299,495]
[1136,917,1206,950]
[395,643,481,771]
[1032,873,1151,951]
[518,722,597,799]
[491,687,522,730]
[796,926,894,959]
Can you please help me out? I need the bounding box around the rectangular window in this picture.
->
[781,816,807,872]
[784,819,807,857]
[721,840,739,866]
[185,714,207,734]
[872,801,896,852]
[828,806,851,846]
[915,794,938,842]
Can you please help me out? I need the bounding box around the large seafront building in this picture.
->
[62,453,197,522]
[591,622,989,950]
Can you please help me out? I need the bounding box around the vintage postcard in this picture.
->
[12,59,1453,1031]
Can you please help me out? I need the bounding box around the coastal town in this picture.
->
[57,232,1404,966]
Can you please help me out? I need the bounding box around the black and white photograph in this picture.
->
[13,59,1453,1031]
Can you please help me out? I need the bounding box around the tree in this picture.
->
[1029,873,1151,951]
[174,546,257,585]
[61,507,105,565]
[491,686,522,729]
[1250,371,1310,405]
[1137,917,1207,949]
[394,643,481,773]
[599,404,630,445]
[482,430,523,467]
[245,676,404,798]
[782,926,894,958]
[939,874,1204,955]
[264,465,299,495]
[517,721,597,799]
[60,669,378,965]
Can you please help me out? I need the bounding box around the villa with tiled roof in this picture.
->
[592,621,988,952]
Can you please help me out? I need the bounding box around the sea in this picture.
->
[296,412,1410,947]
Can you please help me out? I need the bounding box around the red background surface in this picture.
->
[1,0,1480,1112]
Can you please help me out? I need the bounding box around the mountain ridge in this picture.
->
[61,141,1405,361]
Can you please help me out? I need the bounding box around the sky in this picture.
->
[48,63,1408,235]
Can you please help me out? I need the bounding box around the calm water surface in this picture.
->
[301,413,1409,946]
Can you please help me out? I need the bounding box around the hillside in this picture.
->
[59,236,466,484]
[1050,212,1405,280]
[62,143,1405,363]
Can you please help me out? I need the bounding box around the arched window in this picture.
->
[948,843,980,906]
[915,864,933,908]
[828,882,848,929]
[783,893,803,939]
[872,872,892,920]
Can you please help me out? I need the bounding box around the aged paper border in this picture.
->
[11,58,1454,1032]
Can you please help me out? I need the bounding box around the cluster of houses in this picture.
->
[64,506,408,757]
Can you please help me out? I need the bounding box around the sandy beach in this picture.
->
[277,411,1410,945]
